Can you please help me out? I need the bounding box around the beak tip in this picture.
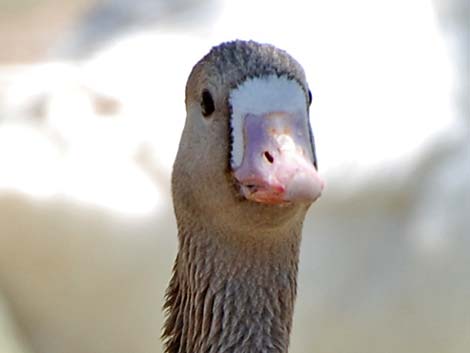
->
[236,172,323,206]
[283,169,324,203]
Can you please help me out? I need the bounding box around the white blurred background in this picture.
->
[0,0,468,352]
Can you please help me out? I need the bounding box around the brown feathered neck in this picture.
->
[162,217,302,353]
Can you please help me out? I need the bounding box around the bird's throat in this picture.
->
[162,224,301,353]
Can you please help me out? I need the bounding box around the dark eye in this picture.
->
[308,89,313,106]
[201,89,215,117]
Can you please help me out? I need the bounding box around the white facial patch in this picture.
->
[229,75,308,169]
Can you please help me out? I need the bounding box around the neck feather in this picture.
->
[162,220,302,353]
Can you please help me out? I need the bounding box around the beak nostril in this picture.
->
[263,151,274,164]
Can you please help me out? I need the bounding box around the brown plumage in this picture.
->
[163,40,322,353]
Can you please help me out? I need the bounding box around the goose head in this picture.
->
[172,40,323,234]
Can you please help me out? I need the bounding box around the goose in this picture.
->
[162,40,323,353]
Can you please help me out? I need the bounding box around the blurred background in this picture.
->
[0,0,468,352]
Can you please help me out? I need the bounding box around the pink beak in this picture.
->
[233,112,324,205]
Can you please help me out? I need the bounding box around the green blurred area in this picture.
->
[0,0,92,63]
[0,0,40,13]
